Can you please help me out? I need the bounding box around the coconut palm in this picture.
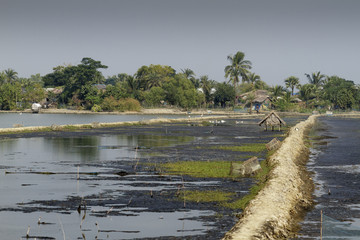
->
[4,68,18,83]
[224,51,252,89]
[271,85,285,99]
[284,76,300,96]
[181,68,198,88]
[181,68,195,79]
[200,75,215,106]
[247,72,261,88]
[305,71,325,87]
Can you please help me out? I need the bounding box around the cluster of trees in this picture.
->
[0,69,45,110]
[1,53,359,112]
[0,57,236,111]
[272,72,360,111]
[223,51,360,112]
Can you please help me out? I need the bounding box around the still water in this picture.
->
[297,117,360,239]
[0,112,187,128]
[0,134,217,239]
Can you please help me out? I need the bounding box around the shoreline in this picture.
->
[223,115,317,239]
[0,108,311,116]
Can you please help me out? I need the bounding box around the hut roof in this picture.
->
[240,90,271,103]
[258,111,286,126]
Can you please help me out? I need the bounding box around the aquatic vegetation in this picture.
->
[211,143,267,153]
[172,158,272,210]
[160,161,233,178]
[223,159,272,209]
[181,190,234,203]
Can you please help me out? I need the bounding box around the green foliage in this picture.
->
[182,190,234,203]
[135,64,176,90]
[161,161,232,178]
[100,96,141,112]
[284,76,300,95]
[91,104,102,112]
[273,92,295,112]
[211,143,266,153]
[162,75,200,110]
[0,82,22,110]
[322,76,358,109]
[144,87,165,107]
[213,82,235,107]
[225,51,252,88]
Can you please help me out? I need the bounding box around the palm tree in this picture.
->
[182,68,198,88]
[305,71,325,87]
[247,72,261,88]
[271,85,284,99]
[224,51,252,104]
[200,75,213,106]
[5,68,18,83]
[299,84,316,107]
[284,76,300,96]
[181,68,195,79]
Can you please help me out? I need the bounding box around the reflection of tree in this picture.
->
[45,136,99,162]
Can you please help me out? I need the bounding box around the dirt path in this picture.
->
[223,115,317,240]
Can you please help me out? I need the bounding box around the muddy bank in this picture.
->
[223,115,317,240]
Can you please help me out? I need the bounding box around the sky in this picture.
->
[1,0,360,86]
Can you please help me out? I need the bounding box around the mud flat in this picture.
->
[223,115,317,240]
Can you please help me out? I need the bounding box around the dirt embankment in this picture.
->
[223,115,317,240]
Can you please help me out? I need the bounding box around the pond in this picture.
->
[0,115,305,239]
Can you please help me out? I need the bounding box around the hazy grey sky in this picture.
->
[1,0,359,85]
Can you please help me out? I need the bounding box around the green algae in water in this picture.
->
[182,190,234,203]
[210,143,267,153]
[160,161,233,178]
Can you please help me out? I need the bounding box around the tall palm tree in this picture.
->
[224,51,252,104]
[305,71,325,87]
[225,51,252,87]
[284,76,300,96]
[4,68,18,83]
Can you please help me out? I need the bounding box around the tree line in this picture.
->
[0,53,359,112]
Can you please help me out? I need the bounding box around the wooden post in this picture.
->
[320,210,323,240]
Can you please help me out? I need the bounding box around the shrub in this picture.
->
[101,96,141,112]
[91,104,102,112]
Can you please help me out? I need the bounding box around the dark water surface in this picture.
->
[297,117,360,239]
[0,115,305,239]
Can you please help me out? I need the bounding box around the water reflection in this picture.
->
[0,132,202,239]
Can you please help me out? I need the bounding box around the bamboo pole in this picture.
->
[320,210,323,240]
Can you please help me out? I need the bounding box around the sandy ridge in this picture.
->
[223,115,317,240]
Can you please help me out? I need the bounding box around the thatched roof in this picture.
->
[258,111,286,126]
[240,90,271,103]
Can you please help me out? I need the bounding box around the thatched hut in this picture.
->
[258,111,286,131]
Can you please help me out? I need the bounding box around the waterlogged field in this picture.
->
[295,117,360,239]
[0,115,305,239]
